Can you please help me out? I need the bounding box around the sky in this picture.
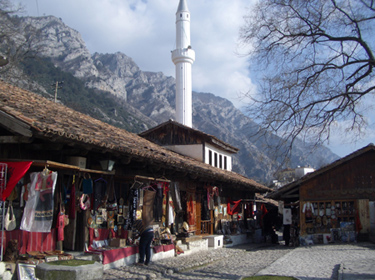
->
[13,0,374,158]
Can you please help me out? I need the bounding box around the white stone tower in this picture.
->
[172,0,195,128]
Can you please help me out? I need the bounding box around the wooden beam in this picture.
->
[0,111,32,137]
[0,136,32,143]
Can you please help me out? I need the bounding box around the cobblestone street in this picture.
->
[102,242,375,280]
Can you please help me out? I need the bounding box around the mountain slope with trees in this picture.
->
[0,13,339,184]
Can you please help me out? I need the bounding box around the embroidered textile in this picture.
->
[20,170,57,232]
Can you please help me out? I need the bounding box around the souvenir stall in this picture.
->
[84,176,184,269]
[268,145,375,246]
[300,199,358,244]
[0,160,183,268]
[0,159,120,266]
[0,161,75,266]
[199,186,264,246]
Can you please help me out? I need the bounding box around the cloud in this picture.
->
[17,0,257,108]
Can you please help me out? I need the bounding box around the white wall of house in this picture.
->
[204,143,233,171]
[164,144,204,161]
[163,143,233,171]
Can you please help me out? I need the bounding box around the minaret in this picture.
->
[172,0,195,128]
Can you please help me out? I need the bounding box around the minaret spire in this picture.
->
[172,0,195,128]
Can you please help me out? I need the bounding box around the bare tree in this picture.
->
[240,0,375,159]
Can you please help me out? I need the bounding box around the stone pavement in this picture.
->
[103,242,375,280]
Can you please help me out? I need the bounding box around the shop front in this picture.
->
[268,144,375,245]
[0,81,270,272]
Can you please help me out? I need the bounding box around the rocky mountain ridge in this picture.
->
[2,14,339,184]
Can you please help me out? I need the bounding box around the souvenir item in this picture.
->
[88,210,96,228]
[5,203,16,231]
[108,218,115,229]
[82,176,93,194]
[119,198,124,214]
[20,169,57,232]
[87,216,94,227]
[117,215,124,224]
[96,215,103,225]
[322,215,328,226]
[80,194,91,210]
[316,216,321,226]
[183,221,189,232]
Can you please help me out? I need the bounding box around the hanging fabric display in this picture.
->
[201,191,210,220]
[82,176,93,194]
[93,178,107,211]
[207,186,219,210]
[20,169,57,232]
[302,202,314,223]
[68,176,76,219]
[168,198,174,225]
[227,198,242,215]
[106,177,117,211]
[56,201,66,241]
[153,183,163,222]
[142,187,156,227]
[170,182,182,213]
[5,202,16,231]
[162,182,170,225]
[244,202,253,218]
[187,192,195,225]
[128,188,139,228]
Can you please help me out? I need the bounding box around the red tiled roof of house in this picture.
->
[0,80,271,192]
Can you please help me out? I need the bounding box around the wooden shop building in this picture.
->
[268,144,375,245]
[0,80,271,268]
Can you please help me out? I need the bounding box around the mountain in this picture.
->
[0,14,339,184]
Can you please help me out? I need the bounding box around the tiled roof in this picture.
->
[139,119,239,153]
[0,80,271,192]
[267,143,375,199]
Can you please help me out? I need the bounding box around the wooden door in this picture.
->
[358,199,370,234]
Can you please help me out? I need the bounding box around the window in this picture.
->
[209,150,212,165]
[214,153,218,167]
[224,156,227,170]
[219,155,222,169]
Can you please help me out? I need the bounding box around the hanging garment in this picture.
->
[208,186,219,210]
[56,203,65,241]
[68,178,76,219]
[302,202,314,223]
[170,182,182,213]
[283,208,292,225]
[162,183,169,225]
[227,198,242,215]
[93,178,107,210]
[82,178,93,194]
[128,188,139,228]
[201,192,210,220]
[5,202,16,231]
[106,177,117,211]
[20,170,57,232]
[142,189,156,227]
[167,195,175,225]
[153,183,163,222]
[187,193,195,225]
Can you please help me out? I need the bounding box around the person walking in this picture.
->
[133,219,154,265]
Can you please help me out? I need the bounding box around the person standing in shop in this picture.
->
[133,219,154,266]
